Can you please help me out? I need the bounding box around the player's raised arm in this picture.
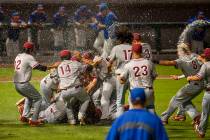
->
[159,60,177,66]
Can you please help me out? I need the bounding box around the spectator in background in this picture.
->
[97,3,118,59]
[51,6,68,52]
[73,5,95,51]
[188,11,210,24]
[6,12,27,58]
[106,88,168,140]
[28,4,47,54]
[0,6,5,56]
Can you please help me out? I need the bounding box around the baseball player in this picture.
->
[73,5,95,51]
[187,48,210,138]
[188,11,210,24]
[40,69,59,106]
[97,2,118,59]
[81,52,102,107]
[14,41,51,126]
[38,98,67,124]
[159,43,203,125]
[106,88,168,140]
[108,27,133,118]
[177,19,210,55]
[119,43,157,114]
[28,4,47,54]
[132,32,153,61]
[6,12,27,58]
[57,50,90,125]
[51,6,68,51]
[92,55,117,123]
[0,6,5,56]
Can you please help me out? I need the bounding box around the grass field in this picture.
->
[0,65,209,140]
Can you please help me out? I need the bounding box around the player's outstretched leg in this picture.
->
[194,92,210,138]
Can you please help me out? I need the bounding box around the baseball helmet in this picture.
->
[59,50,71,58]
[99,3,108,12]
[59,6,65,12]
[37,4,44,10]
[130,88,146,104]
[132,43,142,53]
[12,11,20,17]
[23,42,34,49]
[204,48,210,59]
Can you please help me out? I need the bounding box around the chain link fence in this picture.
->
[0,22,210,64]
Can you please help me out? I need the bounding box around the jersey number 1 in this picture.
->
[60,65,71,75]
[123,50,132,60]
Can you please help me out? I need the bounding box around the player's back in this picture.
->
[141,43,153,61]
[125,58,156,89]
[14,53,38,83]
[57,60,83,89]
[110,44,132,68]
[176,54,202,77]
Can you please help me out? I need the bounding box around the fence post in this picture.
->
[154,25,161,53]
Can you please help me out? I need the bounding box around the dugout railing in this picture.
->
[0,22,209,64]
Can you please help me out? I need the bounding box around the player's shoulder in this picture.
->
[141,42,151,48]
[118,44,132,49]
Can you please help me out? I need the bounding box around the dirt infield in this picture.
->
[0,75,172,82]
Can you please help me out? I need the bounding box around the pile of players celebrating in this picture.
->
[14,21,210,139]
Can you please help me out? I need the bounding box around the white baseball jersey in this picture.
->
[197,61,210,88]
[95,58,111,80]
[14,53,39,83]
[109,44,132,69]
[57,60,84,89]
[175,53,203,77]
[39,100,66,123]
[142,43,153,61]
[121,58,157,89]
[41,70,59,90]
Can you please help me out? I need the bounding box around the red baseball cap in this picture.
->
[23,42,34,49]
[204,48,210,58]
[59,50,71,57]
[132,43,142,53]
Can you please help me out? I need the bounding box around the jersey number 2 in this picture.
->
[15,60,21,70]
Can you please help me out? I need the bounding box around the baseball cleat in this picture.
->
[28,119,43,126]
[69,119,76,125]
[79,117,86,126]
[192,114,201,126]
[172,115,186,121]
[19,116,29,123]
[194,124,205,138]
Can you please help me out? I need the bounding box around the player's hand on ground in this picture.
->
[170,75,179,80]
